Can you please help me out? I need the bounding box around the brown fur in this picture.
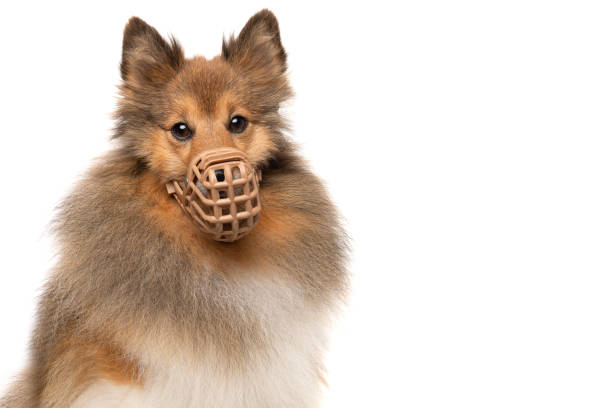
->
[2,9,347,407]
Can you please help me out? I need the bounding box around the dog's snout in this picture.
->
[167,147,261,242]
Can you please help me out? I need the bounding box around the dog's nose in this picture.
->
[215,169,225,182]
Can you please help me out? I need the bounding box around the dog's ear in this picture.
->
[222,9,287,78]
[120,17,184,87]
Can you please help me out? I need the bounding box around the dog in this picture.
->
[1,9,348,407]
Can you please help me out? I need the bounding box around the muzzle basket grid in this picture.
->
[166,147,261,242]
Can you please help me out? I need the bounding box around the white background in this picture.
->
[1,1,611,407]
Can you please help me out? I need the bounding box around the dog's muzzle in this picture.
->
[165,147,262,242]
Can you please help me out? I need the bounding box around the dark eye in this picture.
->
[170,122,193,140]
[228,116,248,134]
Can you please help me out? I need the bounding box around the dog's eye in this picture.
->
[170,123,193,141]
[228,116,248,134]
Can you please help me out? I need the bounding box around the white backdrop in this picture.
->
[1,1,611,407]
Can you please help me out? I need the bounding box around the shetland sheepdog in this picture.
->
[1,9,348,408]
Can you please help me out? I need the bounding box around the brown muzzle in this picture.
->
[165,147,262,242]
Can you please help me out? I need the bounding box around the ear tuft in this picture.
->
[222,9,287,75]
[120,17,184,86]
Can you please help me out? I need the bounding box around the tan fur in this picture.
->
[2,9,347,408]
[40,330,142,404]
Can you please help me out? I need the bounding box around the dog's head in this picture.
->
[115,9,293,182]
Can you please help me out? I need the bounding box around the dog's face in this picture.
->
[115,10,292,182]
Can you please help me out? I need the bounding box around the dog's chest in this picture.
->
[71,351,322,408]
[72,276,326,408]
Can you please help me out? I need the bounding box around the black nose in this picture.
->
[215,169,225,182]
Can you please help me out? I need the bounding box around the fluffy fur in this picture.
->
[2,9,347,408]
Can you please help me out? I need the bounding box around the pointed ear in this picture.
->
[120,17,184,87]
[222,9,287,77]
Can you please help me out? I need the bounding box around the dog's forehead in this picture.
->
[172,56,236,114]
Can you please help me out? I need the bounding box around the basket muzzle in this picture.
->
[165,147,262,242]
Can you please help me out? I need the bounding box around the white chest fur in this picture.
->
[72,353,322,408]
[71,275,329,408]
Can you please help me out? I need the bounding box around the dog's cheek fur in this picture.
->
[233,125,278,166]
[144,128,189,181]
